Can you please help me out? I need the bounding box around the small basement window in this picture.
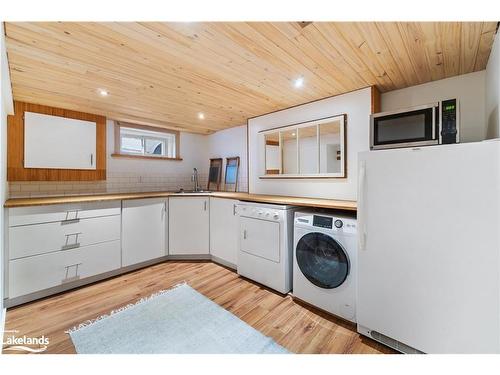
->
[112,122,181,160]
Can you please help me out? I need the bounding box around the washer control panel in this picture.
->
[295,213,357,234]
[313,215,333,228]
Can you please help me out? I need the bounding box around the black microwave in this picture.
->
[370,99,459,150]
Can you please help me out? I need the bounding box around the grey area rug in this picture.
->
[67,283,289,354]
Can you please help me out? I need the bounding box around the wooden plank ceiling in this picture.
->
[4,22,498,134]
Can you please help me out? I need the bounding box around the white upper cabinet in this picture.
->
[24,112,97,170]
[122,198,167,267]
[209,197,239,267]
[169,197,210,255]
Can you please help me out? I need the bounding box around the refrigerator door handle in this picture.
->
[358,161,367,251]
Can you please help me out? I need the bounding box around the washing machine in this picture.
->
[293,211,357,322]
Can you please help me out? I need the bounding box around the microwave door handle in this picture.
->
[438,103,443,143]
[432,106,437,141]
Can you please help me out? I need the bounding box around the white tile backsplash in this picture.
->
[7,170,251,198]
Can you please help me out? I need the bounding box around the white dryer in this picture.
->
[237,202,298,294]
[293,211,357,322]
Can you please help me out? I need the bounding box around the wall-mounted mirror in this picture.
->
[265,132,280,174]
[319,120,342,174]
[298,125,318,174]
[260,114,346,178]
[280,129,298,174]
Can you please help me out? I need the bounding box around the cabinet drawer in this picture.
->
[9,201,121,227]
[9,215,121,260]
[9,240,121,299]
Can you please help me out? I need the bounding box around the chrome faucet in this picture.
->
[191,168,200,192]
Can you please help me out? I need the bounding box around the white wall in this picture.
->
[1,22,14,335]
[248,87,372,200]
[206,124,248,192]
[381,70,486,142]
[486,32,500,139]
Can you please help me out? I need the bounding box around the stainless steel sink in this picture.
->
[174,189,212,194]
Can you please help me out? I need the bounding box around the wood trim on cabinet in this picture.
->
[7,101,106,181]
[371,85,381,114]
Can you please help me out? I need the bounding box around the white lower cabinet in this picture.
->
[9,240,121,299]
[6,195,245,304]
[7,201,123,301]
[169,196,209,255]
[209,198,239,266]
[9,215,121,260]
[122,198,168,267]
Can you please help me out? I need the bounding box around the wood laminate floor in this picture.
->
[3,261,394,354]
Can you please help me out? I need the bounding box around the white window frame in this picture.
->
[113,122,181,160]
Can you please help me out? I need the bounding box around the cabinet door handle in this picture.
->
[90,153,94,166]
[243,229,247,240]
[161,202,166,219]
[204,201,207,211]
[233,204,237,216]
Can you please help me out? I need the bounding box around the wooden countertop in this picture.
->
[4,191,357,211]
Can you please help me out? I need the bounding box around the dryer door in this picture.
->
[296,232,349,289]
[240,217,280,263]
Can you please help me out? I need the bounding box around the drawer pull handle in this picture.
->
[61,243,80,251]
[62,232,82,250]
[63,262,82,283]
[63,210,80,223]
[61,218,80,225]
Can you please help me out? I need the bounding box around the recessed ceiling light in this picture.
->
[98,89,108,97]
[198,112,205,120]
[293,77,304,88]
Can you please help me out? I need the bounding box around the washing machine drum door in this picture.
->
[296,232,349,289]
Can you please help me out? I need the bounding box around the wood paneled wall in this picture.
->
[7,101,106,181]
[371,86,381,114]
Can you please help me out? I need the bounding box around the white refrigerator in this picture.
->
[357,141,500,353]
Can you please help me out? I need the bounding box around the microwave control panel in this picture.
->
[441,99,458,144]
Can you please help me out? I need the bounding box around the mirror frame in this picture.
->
[260,114,346,179]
